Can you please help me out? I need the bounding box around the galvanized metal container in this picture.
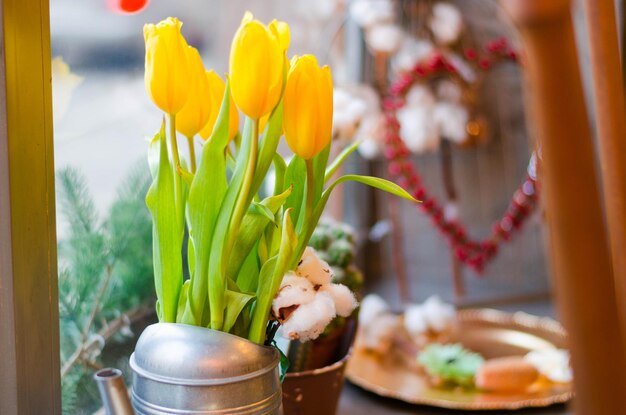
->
[129,323,281,415]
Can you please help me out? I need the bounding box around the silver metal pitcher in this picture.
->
[95,322,282,415]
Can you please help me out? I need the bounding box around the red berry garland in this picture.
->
[383,39,539,274]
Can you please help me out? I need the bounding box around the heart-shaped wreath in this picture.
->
[382,39,540,273]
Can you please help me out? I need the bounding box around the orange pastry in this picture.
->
[475,356,540,393]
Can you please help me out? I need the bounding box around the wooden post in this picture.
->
[439,140,465,301]
[500,1,626,413]
[0,0,61,413]
[582,0,626,345]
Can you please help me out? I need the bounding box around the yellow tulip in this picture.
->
[176,47,212,137]
[282,55,333,160]
[199,71,239,141]
[229,12,290,120]
[144,17,190,114]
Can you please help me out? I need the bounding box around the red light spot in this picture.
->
[107,0,150,14]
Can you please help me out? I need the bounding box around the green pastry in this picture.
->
[418,343,484,388]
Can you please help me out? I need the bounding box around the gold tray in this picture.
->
[345,308,573,410]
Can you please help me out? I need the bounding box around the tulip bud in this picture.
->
[198,71,239,141]
[229,12,290,119]
[144,17,191,114]
[283,55,333,160]
[176,47,212,137]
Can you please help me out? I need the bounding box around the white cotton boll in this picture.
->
[421,295,456,332]
[357,138,381,160]
[430,2,463,45]
[352,84,381,113]
[271,273,316,318]
[436,80,463,104]
[359,294,390,326]
[279,292,337,341]
[397,106,440,153]
[443,202,459,221]
[319,283,358,317]
[296,247,333,286]
[355,114,384,159]
[334,88,353,109]
[350,0,394,28]
[361,313,400,353]
[333,89,368,140]
[406,85,436,108]
[525,349,573,383]
[392,38,434,73]
[366,24,404,55]
[346,99,368,124]
[355,112,384,141]
[333,111,358,140]
[404,304,428,336]
[433,102,469,144]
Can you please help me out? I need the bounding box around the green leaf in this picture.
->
[176,280,190,323]
[223,289,255,333]
[156,299,163,321]
[271,340,290,382]
[187,234,195,282]
[283,156,306,227]
[272,153,286,196]
[252,101,284,195]
[236,244,261,293]
[248,210,297,344]
[180,82,233,326]
[226,186,293,281]
[312,142,331,204]
[329,175,416,202]
[247,257,276,342]
[293,175,417,265]
[325,140,361,182]
[145,121,184,322]
[147,120,163,180]
[207,117,255,330]
[251,202,277,225]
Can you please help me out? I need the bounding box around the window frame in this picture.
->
[0,0,61,413]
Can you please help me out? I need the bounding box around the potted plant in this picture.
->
[124,12,415,414]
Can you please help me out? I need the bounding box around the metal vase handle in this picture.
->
[94,368,135,415]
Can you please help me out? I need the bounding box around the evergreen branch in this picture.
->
[56,166,99,234]
[81,264,114,342]
[61,304,153,378]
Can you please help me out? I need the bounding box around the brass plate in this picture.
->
[345,308,573,410]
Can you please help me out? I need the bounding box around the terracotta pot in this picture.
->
[281,319,356,415]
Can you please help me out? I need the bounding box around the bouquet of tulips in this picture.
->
[142,13,414,345]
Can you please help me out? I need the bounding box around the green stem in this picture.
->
[169,114,182,173]
[226,119,259,254]
[168,113,193,181]
[186,135,197,173]
[209,119,258,331]
[168,114,184,223]
[290,159,315,269]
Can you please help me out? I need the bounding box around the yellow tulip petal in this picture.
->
[199,71,239,141]
[282,54,333,159]
[176,46,212,137]
[229,12,287,120]
[269,19,290,52]
[144,17,191,114]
